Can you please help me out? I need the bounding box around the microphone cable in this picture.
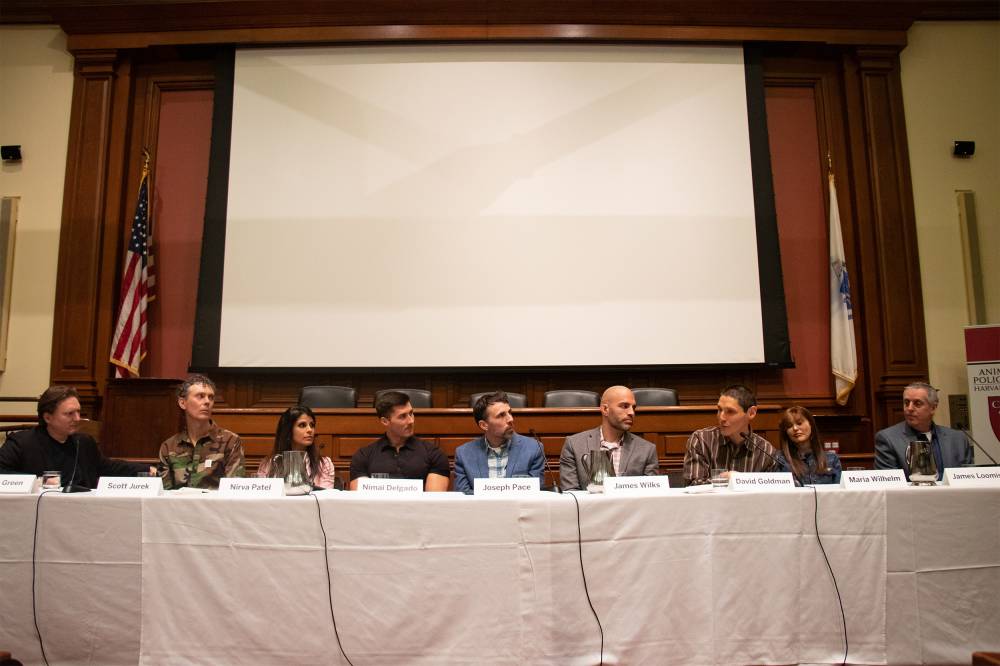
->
[807,484,848,665]
[529,429,562,493]
[565,491,604,665]
[311,493,355,666]
[31,489,58,666]
[961,427,999,465]
[62,435,81,493]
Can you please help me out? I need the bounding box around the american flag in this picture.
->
[110,163,155,378]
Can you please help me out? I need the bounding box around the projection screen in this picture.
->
[195,44,789,369]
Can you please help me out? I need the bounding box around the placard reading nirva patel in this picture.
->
[218,477,284,497]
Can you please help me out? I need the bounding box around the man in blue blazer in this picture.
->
[453,391,545,493]
[875,382,972,480]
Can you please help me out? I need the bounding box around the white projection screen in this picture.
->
[196,44,790,370]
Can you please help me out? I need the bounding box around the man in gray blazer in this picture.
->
[559,385,659,490]
[875,382,972,480]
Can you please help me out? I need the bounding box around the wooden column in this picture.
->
[843,46,928,432]
[50,49,133,416]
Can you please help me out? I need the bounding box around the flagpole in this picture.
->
[828,153,858,405]
[109,148,154,378]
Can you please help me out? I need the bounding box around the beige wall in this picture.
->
[0,26,74,414]
[900,21,1000,424]
[0,23,996,420]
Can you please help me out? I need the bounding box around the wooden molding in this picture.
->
[841,46,928,432]
[7,0,998,35]
[50,49,129,413]
[63,23,911,51]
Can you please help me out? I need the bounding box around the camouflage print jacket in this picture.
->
[158,422,245,489]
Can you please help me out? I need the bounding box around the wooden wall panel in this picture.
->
[101,377,183,459]
[49,18,933,465]
[146,85,214,378]
[842,47,928,430]
[50,50,130,414]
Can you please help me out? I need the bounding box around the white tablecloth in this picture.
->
[1,486,997,665]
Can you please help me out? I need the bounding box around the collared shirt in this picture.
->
[349,435,450,481]
[158,422,245,490]
[599,432,624,476]
[683,426,778,485]
[485,438,510,479]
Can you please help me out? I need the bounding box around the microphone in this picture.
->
[61,434,88,493]
[960,427,999,465]
[742,432,801,487]
[529,429,562,493]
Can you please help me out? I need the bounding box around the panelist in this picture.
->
[875,382,972,480]
[349,391,450,491]
[453,391,545,493]
[256,405,336,489]
[683,384,778,485]
[0,386,153,488]
[559,385,658,491]
[158,374,245,489]
[775,406,841,485]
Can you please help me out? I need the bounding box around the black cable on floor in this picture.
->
[312,493,355,666]
[567,491,604,665]
[809,485,848,665]
[32,489,55,666]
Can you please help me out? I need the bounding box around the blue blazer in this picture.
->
[453,432,546,493]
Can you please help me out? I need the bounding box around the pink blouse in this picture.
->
[256,454,337,489]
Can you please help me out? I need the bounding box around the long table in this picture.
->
[1,486,998,665]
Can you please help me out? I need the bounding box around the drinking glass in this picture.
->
[710,468,728,489]
[41,470,62,489]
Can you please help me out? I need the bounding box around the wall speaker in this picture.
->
[953,140,975,157]
[0,145,22,162]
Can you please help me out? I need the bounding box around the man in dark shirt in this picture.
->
[0,386,153,488]
[349,391,450,491]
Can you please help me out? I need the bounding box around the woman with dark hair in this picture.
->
[775,406,842,485]
[256,405,336,488]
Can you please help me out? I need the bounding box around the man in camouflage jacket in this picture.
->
[158,374,245,489]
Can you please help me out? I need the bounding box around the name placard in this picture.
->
[97,476,163,497]
[603,476,671,495]
[729,471,796,491]
[473,477,540,496]
[0,474,36,494]
[356,478,424,495]
[943,466,1000,487]
[840,469,907,489]
[217,477,284,498]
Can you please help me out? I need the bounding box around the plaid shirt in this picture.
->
[486,438,511,479]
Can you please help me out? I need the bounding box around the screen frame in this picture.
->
[192,44,792,373]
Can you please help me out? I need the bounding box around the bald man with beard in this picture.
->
[558,385,660,491]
